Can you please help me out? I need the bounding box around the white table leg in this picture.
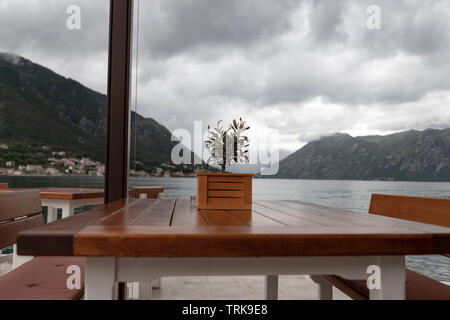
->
[369,256,405,300]
[85,257,116,300]
[132,282,140,299]
[138,282,152,300]
[126,282,138,300]
[264,275,279,300]
[12,245,32,270]
[61,201,75,219]
[46,206,58,223]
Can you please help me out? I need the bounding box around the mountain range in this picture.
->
[1,53,449,181]
[0,52,200,174]
[276,130,450,181]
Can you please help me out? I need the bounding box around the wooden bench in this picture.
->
[0,190,85,300]
[0,183,8,189]
[313,194,450,300]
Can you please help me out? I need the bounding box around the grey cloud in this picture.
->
[135,0,450,109]
[306,0,349,43]
[0,0,110,92]
[0,1,109,56]
[138,0,299,57]
[345,0,450,58]
[1,0,450,151]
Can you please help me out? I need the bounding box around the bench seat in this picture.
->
[323,269,450,300]
[0,257,85,300]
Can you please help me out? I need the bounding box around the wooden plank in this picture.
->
[0,183,8,189]
[73,225,450,257]
[249,210,291,227]
[256,201,359,227]
[283,200,450,233]
[0,190,42,222]
[208,190,243,198]
[252,203,322,227]
[171,200,208,227]
[273,201,387,227]
[204,198,251,210]
[208,183,244,190]
[200,210,248,226]
[197,175,208,208]
[256,201,354,227]
[369,194,450,228]
[228,210,285,227]
[131,200,176,227]
[201,208,287,228]
[243,176,252,207]
[208,176,247,183]
[208,198,242,206]
[17,199,136,256]
[94,199,159,226]
[0,214,44,249]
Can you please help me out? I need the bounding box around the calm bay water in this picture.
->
[2,176,450,282]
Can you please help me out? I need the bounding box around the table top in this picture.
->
[0,188,104,200]
[17,199,450,258]
[38,188,104,200]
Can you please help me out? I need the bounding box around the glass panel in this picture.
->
[0,0,109,245]
[128,1,450,283]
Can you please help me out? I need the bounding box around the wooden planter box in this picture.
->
[197,173,253,210]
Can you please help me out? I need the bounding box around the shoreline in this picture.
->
[1,174,450,183]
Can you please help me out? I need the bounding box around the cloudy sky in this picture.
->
[1,0,450,153]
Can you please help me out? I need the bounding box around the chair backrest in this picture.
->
[369,194,450,228]
[129,187,164,199]
[0,183,8,189]
[0,190,44,250]
[369,194,450,258]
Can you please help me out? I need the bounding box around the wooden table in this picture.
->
[17,199,450,300]
[39,188,104,223]
[0,188,104,223]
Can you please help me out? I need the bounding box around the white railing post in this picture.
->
[12,244,33,270]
